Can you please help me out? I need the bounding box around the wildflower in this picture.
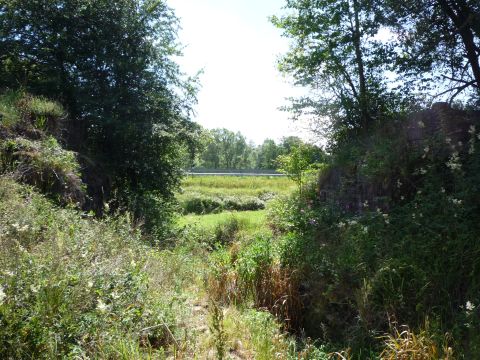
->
[362,226,368,234]
[468,125,476,135]
[400,196,405,200]
[384,219,390,225]
[87,281,94,288]
[446,137,452,144]
[417,120,425,128]
[348,220,358,226]
[446,151,461,171]
[419,168,427,175]
[441,187,446,193]
[111,292,120,300]
[424,146,430,153]
[417,190,422,195]
[419,213,423,218]
[466,301,476,311]
[450,198,463,205]
[97,299,109,313]
[382,213,389,219]
[0,286,6,305]
[363,200,369,208]
[30,285,39,293]
[397,179,402,188]
[412,213,416,219]
[3,270,14,277]
[130,259,137,267]
[337,222,346,228]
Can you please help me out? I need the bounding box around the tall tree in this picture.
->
[199,128,255,170]
[272,0,393,141]
[0,0,200,209]
[381,0,480,103]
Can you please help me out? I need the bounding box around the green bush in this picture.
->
[266,126,480,355]
[0,178,178,358]
[180,194,265,215]
[0,137,85,205]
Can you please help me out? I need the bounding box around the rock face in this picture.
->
[318,103,480,214]
[406,102,479,147]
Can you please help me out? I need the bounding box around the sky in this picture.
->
[167,0,308,145]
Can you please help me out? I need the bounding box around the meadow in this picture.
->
[177,175,295,215]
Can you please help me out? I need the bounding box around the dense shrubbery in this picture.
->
[262,123,480,356]
[0,178,190,358]
[180,193,266,215]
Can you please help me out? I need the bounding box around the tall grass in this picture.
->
[180,175,295,196]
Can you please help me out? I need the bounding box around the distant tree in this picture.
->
[256,139,281,169]
[199,128,255,169]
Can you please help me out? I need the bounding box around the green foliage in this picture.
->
[177,175,295,215]
[199,128,255,169]
[380,0,480,101]
[0,0,202,225]
[180,193,265,215]
[277,143,326,192]
[0,90,22,127]
[267,123,480,355]
[0,136,84,205]
[209,300,227,360]
[0,178,181,358]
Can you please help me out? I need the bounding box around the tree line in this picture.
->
[189,128,324,171]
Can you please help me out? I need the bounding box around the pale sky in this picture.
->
[167,0,307,145]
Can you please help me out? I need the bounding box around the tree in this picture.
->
[381,0,480,103]
[199,128,255,169]
[272,0,395,140]
[0,0,200,215]
[256,139,281,169]
[277,143,325,193]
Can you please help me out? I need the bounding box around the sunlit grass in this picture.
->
[177,210,269,236]
[180,175,295,197]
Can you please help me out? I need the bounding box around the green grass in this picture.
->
[0,90,22,127]
[178,210,269,236]
[177,175,295,214]
[180,175,295,197]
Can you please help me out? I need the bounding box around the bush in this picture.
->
[180,194,265,215]
[0,178,178,358]
[0,137,85,206]
[265,119,480,355]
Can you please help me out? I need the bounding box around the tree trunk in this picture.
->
[437,0,480,88]
[352,0,370,129]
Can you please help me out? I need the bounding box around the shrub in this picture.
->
[0,178,177,358]
[0,137,85,205]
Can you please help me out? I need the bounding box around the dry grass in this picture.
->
[380,326,453,360]
[208,260,303,332]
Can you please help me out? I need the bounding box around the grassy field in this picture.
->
[179,175,295,197]
[177,175,295,215]
[178,210,270,235]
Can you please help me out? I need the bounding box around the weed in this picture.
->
[380,326,453,360]
[209,300,227,360]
